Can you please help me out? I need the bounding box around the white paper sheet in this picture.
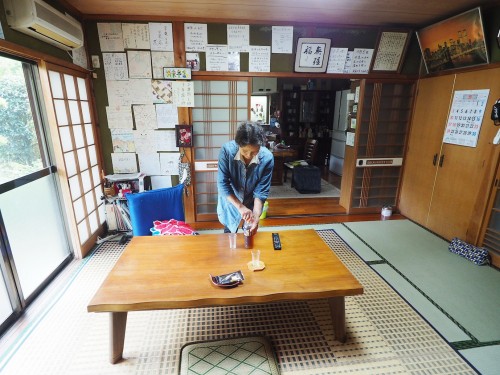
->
[228,52,240,72]
[111,129,135,152]
[138,153,161,175]
[127,50,152,78]
[155,104,178,128]
[227,24,250,52]
[343,51,354,74]
[172,81,195,107]
[133,130,157,153]
[150,176,172,189]
[159,152,181,175]
[351,48,374,74]
[151,51,175,79]
[106,106,133,129]
[133,104,157,130]
[111,152,137,173]
[122,23,150,49]
[249,46,270,72]
[184,23,208,52]
[106,79,153,106]
[155,130,178,151]
[206,44,228,71]
[272,26,293,54]
[149,22,173,51]
[326,47,348,74]
[97,23,124,52]
[72,47,88,69]
[103,53,129,80]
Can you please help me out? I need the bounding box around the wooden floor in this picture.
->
[190,167,404,230]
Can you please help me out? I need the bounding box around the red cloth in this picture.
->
[151,219,196,235]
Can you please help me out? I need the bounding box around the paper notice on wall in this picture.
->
[106,106,133,129]
[132,104,157,130]
[138,153,161,175]
[184,23,208,52]
[206,44,228,71]
[152,80,173,104]
[111,129,135,152]
[272,26,293,54]
[103,53,129,80]
[346,132,355,147]
[97,23,124,51]
[343,51,353,74]
[159,152,181,175]
[351,48,374,74]
[111,152,137,173]
[326,47,348,73]
[155,103,178,128]
[122,23,150,49]
[72,47,88,69]
[133,130,157,153]
[127,50,152,78]
[249,46,270,72]
[172,81,194,107]
[150,176,172,189]
[227,24,250,52]
[155,130,178,151]
[149,22,173,51]
[151,51,175,79]
[106,79,153,106]
[443,89,489,148]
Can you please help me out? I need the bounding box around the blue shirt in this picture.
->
[217,140,274,233]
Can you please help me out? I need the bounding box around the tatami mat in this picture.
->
[0,230,477,374]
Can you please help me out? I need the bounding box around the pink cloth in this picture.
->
[151,219,196,236]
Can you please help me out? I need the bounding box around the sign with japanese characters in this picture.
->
[294,38,331,72]
[443,89,489,147]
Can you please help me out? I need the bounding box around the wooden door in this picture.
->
[399,75,455,226]
[426,68,500,242]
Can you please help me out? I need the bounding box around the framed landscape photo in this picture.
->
[175,125,193,147]
[416,7,488,74]
[294,38,331,73]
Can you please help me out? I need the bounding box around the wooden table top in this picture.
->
[87,229,363,313]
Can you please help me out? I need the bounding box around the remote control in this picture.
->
[272,233,281,250]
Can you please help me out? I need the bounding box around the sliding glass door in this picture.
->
[0,54,72,334]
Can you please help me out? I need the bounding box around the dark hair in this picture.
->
[234,121,266,147]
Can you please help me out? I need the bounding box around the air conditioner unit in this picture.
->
[3,0,84,50]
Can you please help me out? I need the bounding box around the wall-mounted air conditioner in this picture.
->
[3,0,84,50]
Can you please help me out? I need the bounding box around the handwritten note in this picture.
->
[155,103,178,128]
[149,22,173,51]
[133,130,157,153]
[107,79,153,106]
[151,51,175,79]
[111,152,137,173]
[133,105,157,130]
[172,81,195,107]
[249,46,270,72]
[138,153,161,175]
[160,152,181,175]
[122,23,150,49]
[351,48,374,74]
[326,48,348,73]
[127,50,152,78]
[155,130,178,151]
[227,24,250,52]
[272,26,293,54]
[97,23,124,52]
[206,44,228,71]
[184,23,208,52]
[106,106,133,129]
[103,53,128,80]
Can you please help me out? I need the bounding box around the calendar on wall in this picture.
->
[371,30,410,73]
[443,89,490,148]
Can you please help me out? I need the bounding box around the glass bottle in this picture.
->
[243,221,254,249]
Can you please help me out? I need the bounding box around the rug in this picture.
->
[0,230,476,374]
[179,336,280,375]
[268,179,340,199]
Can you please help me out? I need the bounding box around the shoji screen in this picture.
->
[192,79,249,221]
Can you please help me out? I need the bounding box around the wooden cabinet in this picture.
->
[399,68,500,243]
[252,77,277,94]
[281,90,301,137]
[341,80,416,212]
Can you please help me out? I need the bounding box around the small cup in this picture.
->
[228,233,237,249]
[251,249,261,267]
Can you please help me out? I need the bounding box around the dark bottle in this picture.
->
[243,221,254,249]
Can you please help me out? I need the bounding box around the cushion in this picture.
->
[126,184,185,236]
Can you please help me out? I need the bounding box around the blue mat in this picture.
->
[344,220,500,343]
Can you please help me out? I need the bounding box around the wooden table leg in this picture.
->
[329,297,346,343]
[110,312,128,364]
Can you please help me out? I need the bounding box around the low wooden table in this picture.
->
[88,229,363,363]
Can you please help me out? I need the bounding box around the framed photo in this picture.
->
[371,30,411,73]
[163,67,192,80]
[294,38,331,73]
[175,125,193,147]
[416,7,489,74]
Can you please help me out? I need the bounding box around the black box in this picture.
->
[292,165,321,194]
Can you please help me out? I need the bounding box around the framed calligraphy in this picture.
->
[163,67,192,80]
[371,29,411,73]
[294,38,331,73]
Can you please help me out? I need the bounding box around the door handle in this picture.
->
[432,153,438,166]
[439,154,445,167]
